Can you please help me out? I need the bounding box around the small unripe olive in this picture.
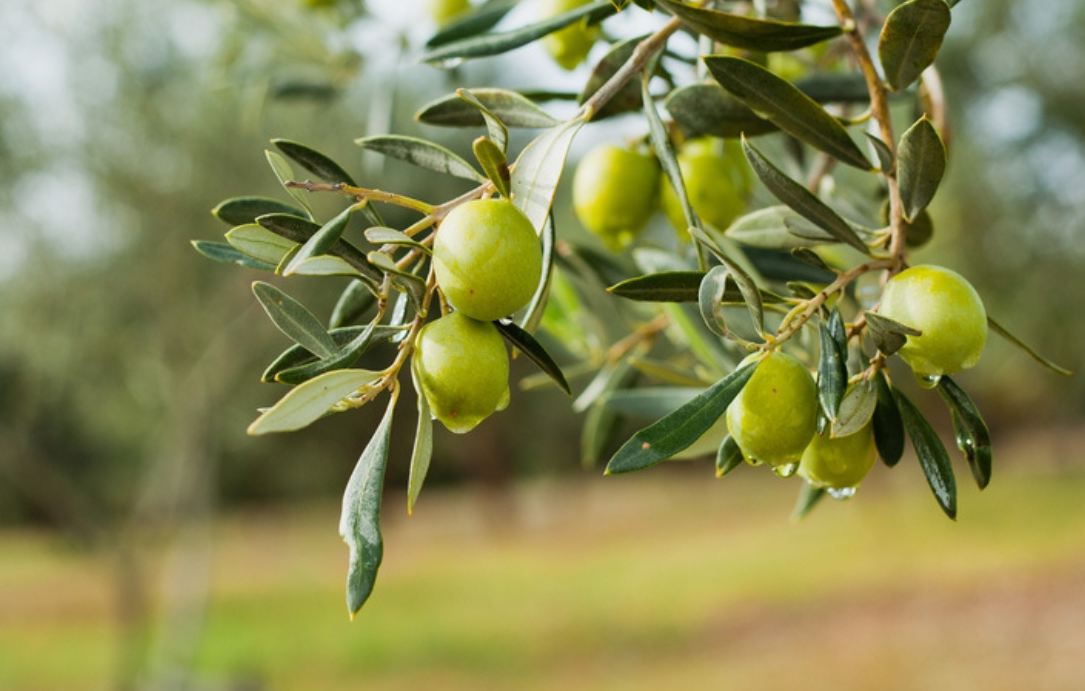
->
[572,145,660,251]
[798,421,877,492]
[539,0,599,70]
[412,311,510,434]
[433,199,543,322]
[726,351,818,469]
[876,265,987,383]
[660,138,750,239]
[428,0,470,27]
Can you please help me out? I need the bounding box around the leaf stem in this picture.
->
[286,180,437,215]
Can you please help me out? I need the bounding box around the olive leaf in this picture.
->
[225,224,298,267]
[473,136,511,198]
[879,0,952,92]
[425,0,518,48]
[510,116,585,231]
[716,434,743,477]
[330,280,378,329]
[578,34,647,120]
[817,308,848,424]
[284,204,356,276]
[609,271,703,302]
[273,321,380,386]
[257,213,381,283]
[897,116,946,220]
[191,240,277,271]
[408,364,434,515]
[495,320,572,396]
[340,389,397,618]
[987,316,1072,376]
[894,387,957,519]
[415,88,559,129]
[872,370,905,466]
[265,150,315,219]
[865,310,921,356]
[832,378,878,439]
[698,265,733,339]
[212,196,306,226]
[605,363,757,474]
[665,83,776,139]
[792,480,826,521]
[459,90,510,153]
[252,281,338,359]
[354,135,486,183]
[654,0,843,52]
[937,376,993,490]
[261,325,399,383]
[248,369,384,435]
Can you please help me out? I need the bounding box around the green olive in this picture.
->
[433,199,543,322]
[539,0,599,70]
[726,351,818,470]
[876,265,987,384]
[798,421,877,493]
[572,145,660,252]
[412,311,510,434]
[660,138,750,239]
[428,0,471,27]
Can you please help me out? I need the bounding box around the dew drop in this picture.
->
[772,462,798,478]
[828,486,857,500]
[914,372,941,389]
[431,57,466,70]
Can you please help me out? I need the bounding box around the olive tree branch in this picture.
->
[285,180,437,215]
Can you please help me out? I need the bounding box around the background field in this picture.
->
[3,436,1084,691]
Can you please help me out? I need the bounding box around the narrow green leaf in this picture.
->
[289,256,366,279]
[265,150,314,218]
[608,271,703,302]
[510,116,585,231]
[865,134,895,174]
[654,0,843,52]
[601,387,706,418]
[340,389,397,617]
[792,480,826,521]
[366,252,428,313]
[605,363,756,474]
[897,117,946,220]
[212,196,306,226]
[879,0,952,92]
[715,434,743,477]
[354,135,485,183]
[257,213,381,283]
[792,247,832,272]
[408,364,434,515]
[273,139,357,185]
[818,308,848,423]
[645,76,698,234]
[252,281,338,359]
[226,223,299,266]
[872,370,905,466]
[420,0,616,64]
[495,320,571,396]
[425,0,518,48]
[284,205,355,275]
[364,227,428,251]
[987,316,1072,376]
[698,265,732,339]
[865,310,921,356]
[192,240,277,271]
[832,378,878,438]
[741,138,869,252]
[249,369,383,435]
[727,205,832,250]
[330,280,378,329]
[895,387,957,519]
[577,35,646,120]
[275,322,379,385]
[459,90,509,153]
[262,326,398,383]
[665,83,776,139]
[518,214,557,333]
[473,136,511,198]
[706,57,872,170]
[415,87,559,129]
[937,376,992,490]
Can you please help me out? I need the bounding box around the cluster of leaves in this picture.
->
[195,0,1068,617]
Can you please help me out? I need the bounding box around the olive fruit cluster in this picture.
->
[415,199,543,434]
[875,265,988,385]
[572,137,750,250]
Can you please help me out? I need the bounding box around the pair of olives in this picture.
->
[572,138,750,251]
[414,200,542,434]
[726,266,987,491]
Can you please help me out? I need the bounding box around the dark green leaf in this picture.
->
[646,77,698,232]
[265,150,314,219]
[872,370,905,466]
[601,387,706,418]
[792,247,832,272]
[284,204,356,276]
[865,133,895,173]
[698,265,732,339]
[879,0,951,92]
[792,73,870,104]
[459,90,510,152]
[937,376,992,490]
[330,281,378,330]
[987,316,1072,376]
[741,138,869,252]
[577,34,645,120]
[865,310,921,356]
[510,116,585,231]
[833,378,877,438]
[354,135,485,183]
[654,0,843,51]
[262,325,398,382]
[420,0,616,65]
[248,369,383,435]
[691,230,764,337]
[274,322,379,385]
[425,0,520,48]
[191,240,277,271]
[415,87,559,129]
[252,281,338,359]
[212,196,306,226]
[273,138,357,186]
[744,246,840,285]
[495,320,571,396]
[257,213,381,283]
[897,117,946,220]
[818,308,848,423]
[716,434,743,477]
[665,83,776,139]
[894,387,956,519]
[609,271,703,302]
[605,364,756,474]
[706,57,872,170]
[792,481,826,520]
[408,364,434,515]
[473,136,511,198]
[340,390,397,617]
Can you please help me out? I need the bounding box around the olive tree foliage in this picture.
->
[194,0,1071,617]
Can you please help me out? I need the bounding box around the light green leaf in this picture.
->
[879,0,952,92]
[257,213,381,283]
[705,56,872,170]
[832,378,878,439]
[425,0,518,49]
[408,364,434,515]
[665,83,776,139]
[340,389,397,617]
[284,204,356,275]
[354,135,485,183]
[715,435,742,477]
[987,316,1072,376]
[415,87,559,129]
[727,205,832,250]
[274,322,379,385]
[191,240,277,271]
[897,117,946,220]
[265,150,314,219]
[654,0,843,52]
[510,116,585,231]
[364,227,428,251]
[248,369,383,435]
[252,281,338,359]
[226,224,299,267]
[473,136,511,198]
[792,480,826,521]
[459,90,509,153]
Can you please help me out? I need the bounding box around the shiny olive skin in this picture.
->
[572,145,660,251]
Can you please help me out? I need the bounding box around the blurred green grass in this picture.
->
[2,455,1085,691]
